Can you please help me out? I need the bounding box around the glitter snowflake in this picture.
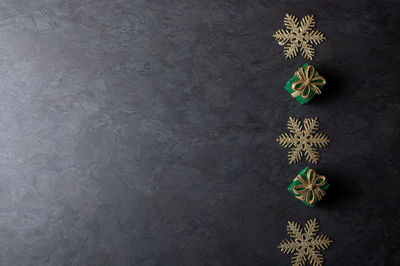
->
[273,14,326,60]
[276,117,330,164]
[278,218,332,266]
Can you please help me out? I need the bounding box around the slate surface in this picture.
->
[0,0,399,265]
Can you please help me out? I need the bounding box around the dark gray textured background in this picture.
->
[0,0,399,265]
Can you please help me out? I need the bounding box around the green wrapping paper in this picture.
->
[284,63,326,104]
[288,167,329,207]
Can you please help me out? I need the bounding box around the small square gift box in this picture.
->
[288,167,329,207]
[284,63,326,104]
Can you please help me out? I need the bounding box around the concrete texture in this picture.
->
[0,0,398,265]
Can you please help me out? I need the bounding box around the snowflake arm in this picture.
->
[273,29,292,45]
[301,42,315,60]
[278,238,300,254]
[287,221,303,238]
[284,41,299,59]
[291,252,307,266]
[300,14,316,32]
[288,116,302,133]
[308,30,326,45]
[304,218,319,239]
[303,117,319,135]
[310,234,333,250]
[276,133,295,147]
[289,145,303,164]
[310,133,330,148]
[304,146,319,164]
[284,13,299,31]
[308,249,324,266]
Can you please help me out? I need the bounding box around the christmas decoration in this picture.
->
[285,63,326,104]
[273,14,326,60]
[288,167,329,207]
[278,218,332,266]
[276,117,330,164]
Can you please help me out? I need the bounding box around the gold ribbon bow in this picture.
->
[291,65,326,98]
[293,168,327,205]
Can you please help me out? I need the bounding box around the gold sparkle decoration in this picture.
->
[293,168,327,205]
[278,218,332,266]
[276,117,330,164]
[291,65,326,99]
[273,14,326,60]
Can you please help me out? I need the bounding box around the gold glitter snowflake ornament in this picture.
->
[278,218,332,266]
[273,14,326,60]
[277,117,330,164]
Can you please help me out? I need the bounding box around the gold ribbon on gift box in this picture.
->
[293,168,327,205]
[291,65,326,99]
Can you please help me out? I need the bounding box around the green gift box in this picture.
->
[284,63,326,104]
[288,167,329,207]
